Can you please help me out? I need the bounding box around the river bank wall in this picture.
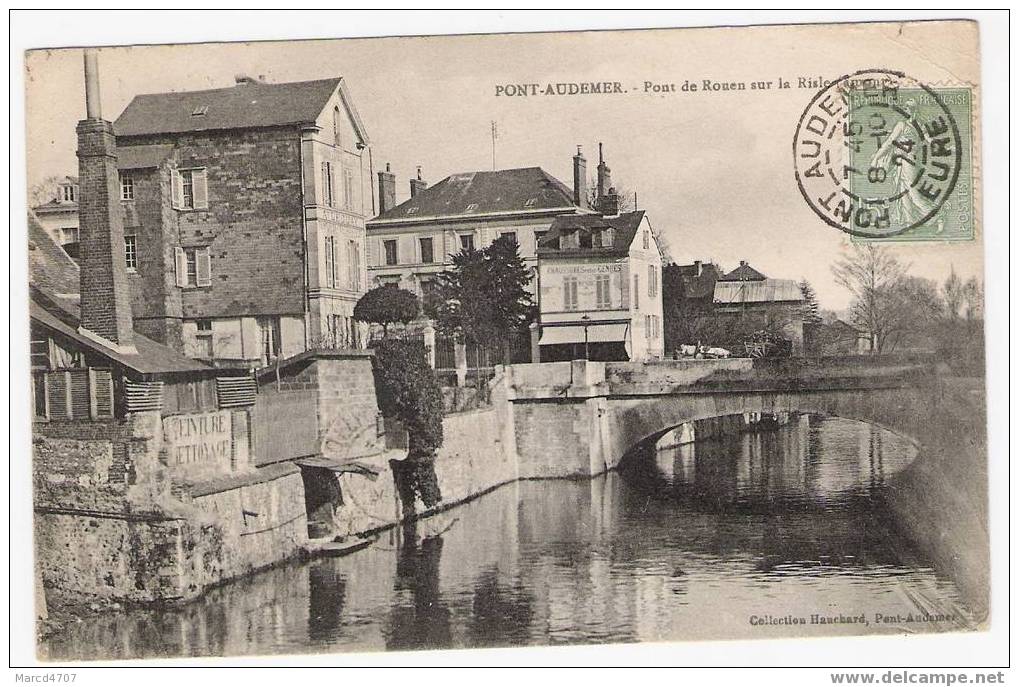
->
[882,378,989,620]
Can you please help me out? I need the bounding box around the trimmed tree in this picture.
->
[370,338,444,508]
[353,285,420,338]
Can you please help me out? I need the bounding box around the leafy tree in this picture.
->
[432,235,534,360]
[370,338,444,508]
[661,262,722,350]
[798,279,822,324]
[353,285,420,337]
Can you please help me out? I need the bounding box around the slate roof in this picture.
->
[116,143,174,170]
[30,290,211,377]
[28,213,79,299]
[538,210,646,258]
[370,167,576,224]
[27,213,213,377]
[115,77,348,137]
[671,262,722,299]
[32,200,78,214]
[713,279,804,305]
[719,262,767,282]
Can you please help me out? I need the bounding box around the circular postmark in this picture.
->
[793,69,963,238]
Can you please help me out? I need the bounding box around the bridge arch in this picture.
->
[600,387,929,473]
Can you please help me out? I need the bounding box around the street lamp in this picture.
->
[580,315,591,360]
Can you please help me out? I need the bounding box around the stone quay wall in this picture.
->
[34,403,308,607]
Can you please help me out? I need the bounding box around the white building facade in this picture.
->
[536,210,664,362]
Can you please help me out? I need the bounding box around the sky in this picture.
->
[24,20,985,312]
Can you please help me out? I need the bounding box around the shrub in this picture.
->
[370,338,444,507]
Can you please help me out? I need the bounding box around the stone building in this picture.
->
[365,146,613,299]
[712,260,806,354]
[31,55,309,607]
[110,73,373,367]
[536,210,665,362]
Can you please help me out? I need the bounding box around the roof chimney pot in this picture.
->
[83,49,102,120]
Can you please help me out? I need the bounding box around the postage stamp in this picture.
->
[793,69,974,241]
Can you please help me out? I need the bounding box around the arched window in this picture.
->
[333,106,342,148]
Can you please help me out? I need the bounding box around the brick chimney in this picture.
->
[409,166,427,198]
[597,186,620,217]
[596,142,612,199]
[694,260,702,276]
[76,49,135,353]
[378,163,396,213]
[572,146,587,208]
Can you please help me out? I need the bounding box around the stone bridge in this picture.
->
[492,357,988,616]
[501,358,940,478]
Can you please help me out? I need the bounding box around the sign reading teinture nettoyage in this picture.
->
[162,410,232,468]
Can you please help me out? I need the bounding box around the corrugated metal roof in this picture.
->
[713,279,804,304]
[370,167,575,224]
[115,78,343,137]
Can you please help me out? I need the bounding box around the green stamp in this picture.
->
[793,69,973,241]
[848,87,974,242]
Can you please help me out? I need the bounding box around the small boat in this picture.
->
[318,535,377,558]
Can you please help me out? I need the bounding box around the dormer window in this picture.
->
[191,105,209,117]
[406,207,419,215]
[464,203,479,212]
[59,184,76,203]
[524,197,537,207]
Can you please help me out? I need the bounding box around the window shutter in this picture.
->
[193,169,209,209]
[68,369,90,419]
[338,238,346,285]
[89,368,114,418]
[196,247,212,287]
[348,241,358,290]
[46,371,70,421]
[171,169,181,209]
[366,236,378,267]
[174,247,188,287]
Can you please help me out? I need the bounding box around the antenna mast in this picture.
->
[491,120,498,170]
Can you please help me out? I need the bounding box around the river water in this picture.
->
[42,415,975,660]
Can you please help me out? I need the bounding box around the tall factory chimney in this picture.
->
[76,49,135,352]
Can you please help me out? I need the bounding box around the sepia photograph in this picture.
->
[10,10,1009,674]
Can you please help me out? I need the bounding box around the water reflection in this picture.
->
[42,415,975,661]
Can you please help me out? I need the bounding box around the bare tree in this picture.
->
[586,177,635,213]
[961,277,983,322]
[882,276,943,352]
[831,244,908,354]
[28,175,66,208]
[942,268,965,321]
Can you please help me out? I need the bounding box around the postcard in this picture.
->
[22,18,989,663]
